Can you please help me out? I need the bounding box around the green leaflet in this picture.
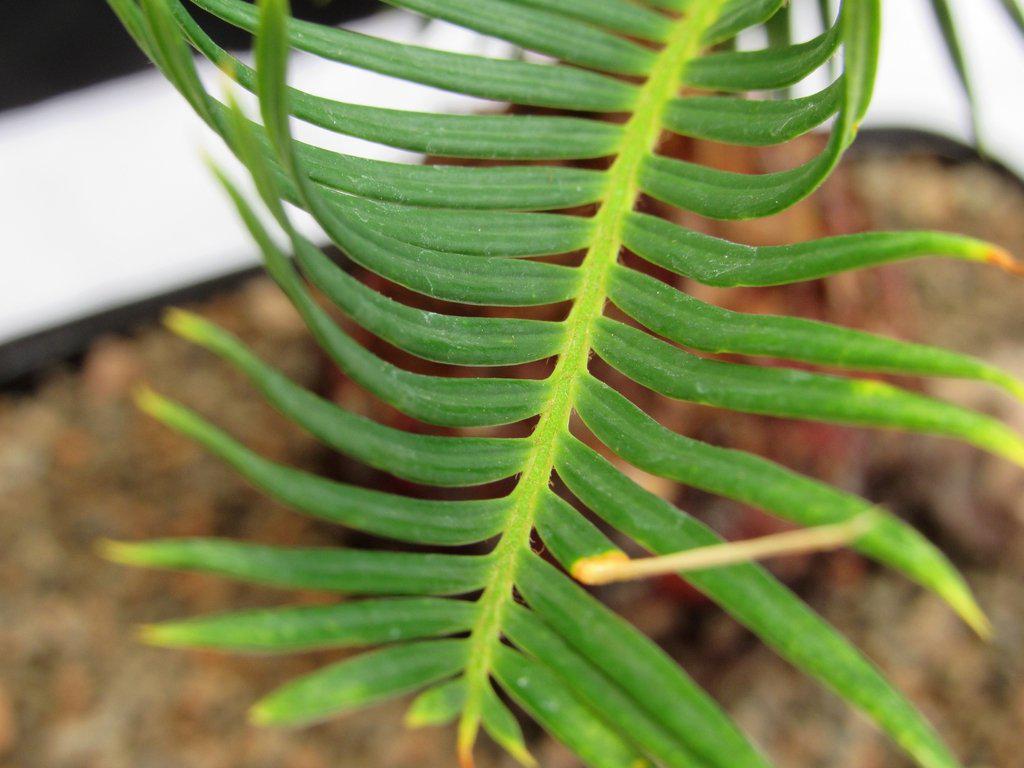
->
[331,197,593,258]
[480,685,535,767]
[251,639,467,726]
[608,265,1024,398]
[640,131,843,219]
[765,2,793,53]
[840,0,881,127]
[686,20,841,91]
[593,318,1024,465]
[817,0,835,28]
[156,4,615,207]
[534,490,624,573]
[705,0,786,43]
[137,0,216,123]
[405,676,533,765]
[516,554,770,768]
[553,435,963,768]
[504,604,701,768]
[238,30,584,311]
[663,80,842,145]
[492,645,653,768]
[321,198,582,306]
[168,1,623,161]
[406,678,466,727]
[290,238,569,364]
[189,0,639,111]
[102,539,492,595]
[142,598,476,652]
[303,144,608,211]
[998,0,1024,34]
[381,0,657,76]
[166,309,533,485]
[573,376,988,635]
[623,212,1011,285]
[510,0,672,42]
[927,0,981,143]
[152,15,613,207]
[136,388,512,544]
[649,0,870,221]
[294,101,621,163]
[241,194,570,366]
[214,160,552,427]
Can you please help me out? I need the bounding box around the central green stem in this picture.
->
[457,3,725,762]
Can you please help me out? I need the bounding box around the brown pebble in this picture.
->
[243,278,305,335]
[81,336,142,401]
[52,662,94,716]
[0,683,15,754]
[52,427,94,470]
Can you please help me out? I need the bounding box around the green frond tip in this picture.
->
[405,679,465,728]
[133,384,180,424]
[215,53,238,83]
[959,596,993,641]
[249,640,468,728]
[507,744,538,768]
[248,700,279,727]
[96,538,152,566]
[163,306,209,343]
[138,622,188,647]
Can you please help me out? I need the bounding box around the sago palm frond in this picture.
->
[102,1,1024,766]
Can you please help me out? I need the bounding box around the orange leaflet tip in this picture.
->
[457,741,476,768]
[571,550,631,585]
[457,713,478,768]
[985,246,1024,277]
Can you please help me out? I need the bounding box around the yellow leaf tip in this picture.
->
[962,603,994,642]
[508,745,538,768]
[217,57,238,83]
[137,623,173,646]
[131,384,166,416]
[571,550,631,585]
[162,307,206,341]
[248,703,275,727]
[404,706,438,729]
[96,538,141,565]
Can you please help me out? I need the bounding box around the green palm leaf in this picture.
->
[103,0,1024,766]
